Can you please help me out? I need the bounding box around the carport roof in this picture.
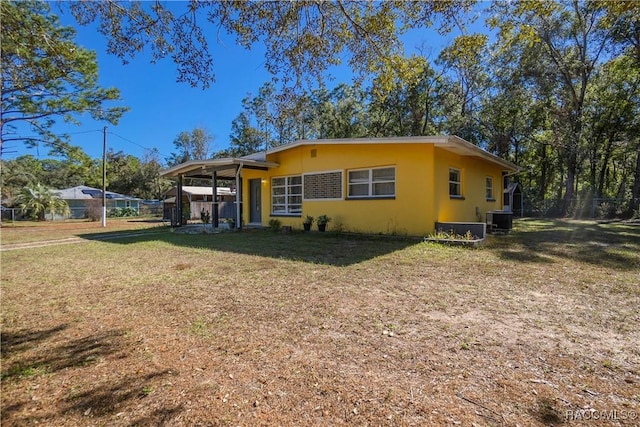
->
[160,157,279,179]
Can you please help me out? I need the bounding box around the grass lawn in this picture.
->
[0,217,166,245]
[1,219,639,426]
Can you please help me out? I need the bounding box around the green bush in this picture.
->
[268,218,281,232]
[108,207,139,218]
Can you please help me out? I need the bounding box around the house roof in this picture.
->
[264,136,520,172]
[164,186,235,197]
[159,136,520,179]
[56,185,141,201]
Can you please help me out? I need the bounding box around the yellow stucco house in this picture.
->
[161,136,519,236]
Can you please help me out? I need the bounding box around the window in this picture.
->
[271,175,302,214]
[449,168,462,197]
[486,177,494,200]
[348,166,395,198]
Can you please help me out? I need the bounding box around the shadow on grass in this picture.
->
[491,218,640,270]
[529,397,565,425]
[1,327,126,381]
[128,404,185,426]
[79,219,640,269]
[4,368,179,425]
[1,324,69,358]
[1,325,182,425]
[82,228,420,267]
[60,370,175,417]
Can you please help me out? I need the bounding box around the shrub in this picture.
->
[85,199,102,221]
[200,209,211,224]
[108,207,139,218]
[268,218,281,232]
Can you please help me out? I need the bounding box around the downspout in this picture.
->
[235,163,243,229]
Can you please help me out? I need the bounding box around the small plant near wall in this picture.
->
[425,227,484,247]
[428,228,478,241]
[316,215,331,232]
[302,215,314,231]
[268,218,282,232]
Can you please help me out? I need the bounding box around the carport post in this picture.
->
[235,163,242,229]
[212,171,219,227]
[176,174,183,226]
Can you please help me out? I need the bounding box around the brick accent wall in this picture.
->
[303,171,343,200]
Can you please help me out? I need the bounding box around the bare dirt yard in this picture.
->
[1,218,639,426]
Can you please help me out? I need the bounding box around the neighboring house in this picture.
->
[160,136,520,235]
[163,186,236,220]
[56,185,141,219]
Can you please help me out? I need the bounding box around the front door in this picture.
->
[249,179,262,224]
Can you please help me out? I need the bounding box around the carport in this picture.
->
[160,157,278,228]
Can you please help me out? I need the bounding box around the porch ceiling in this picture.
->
[160,158,279,180]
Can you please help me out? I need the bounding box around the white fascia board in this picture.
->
[160,158,279,178]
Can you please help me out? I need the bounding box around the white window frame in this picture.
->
[449,168,462,197]
[271,175,302,215]
[347,166,396,199]
[486,176,494,200]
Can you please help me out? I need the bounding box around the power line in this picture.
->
[108,131,170,158]
[66,129,104,136]
[3,129,170,159]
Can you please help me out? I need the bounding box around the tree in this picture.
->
[217,113,264,158]
[0,155,42,200]
[67,1,473,91]
[368,55,447,137]
[437,34,490,143]
[40,146,100,190]
[601,2,640,213]
[582,54,640,201]
[104,150,142,196]
[14,183,70,221]
[166,127,213,166]
[139,149,173,200]
[488,0,630,213]
[316,84,367,139]
[244,83,277,149]
[0,1,128,154]
[0,146,99,195]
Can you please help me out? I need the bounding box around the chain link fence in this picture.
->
[1,205,164,222]
[524,197,639,219]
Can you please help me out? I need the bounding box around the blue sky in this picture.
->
[8,3,276,162]
[6,2,483,164]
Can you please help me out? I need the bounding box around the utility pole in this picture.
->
[102,126,107,227]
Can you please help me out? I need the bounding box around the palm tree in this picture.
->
[15,183,70,221]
